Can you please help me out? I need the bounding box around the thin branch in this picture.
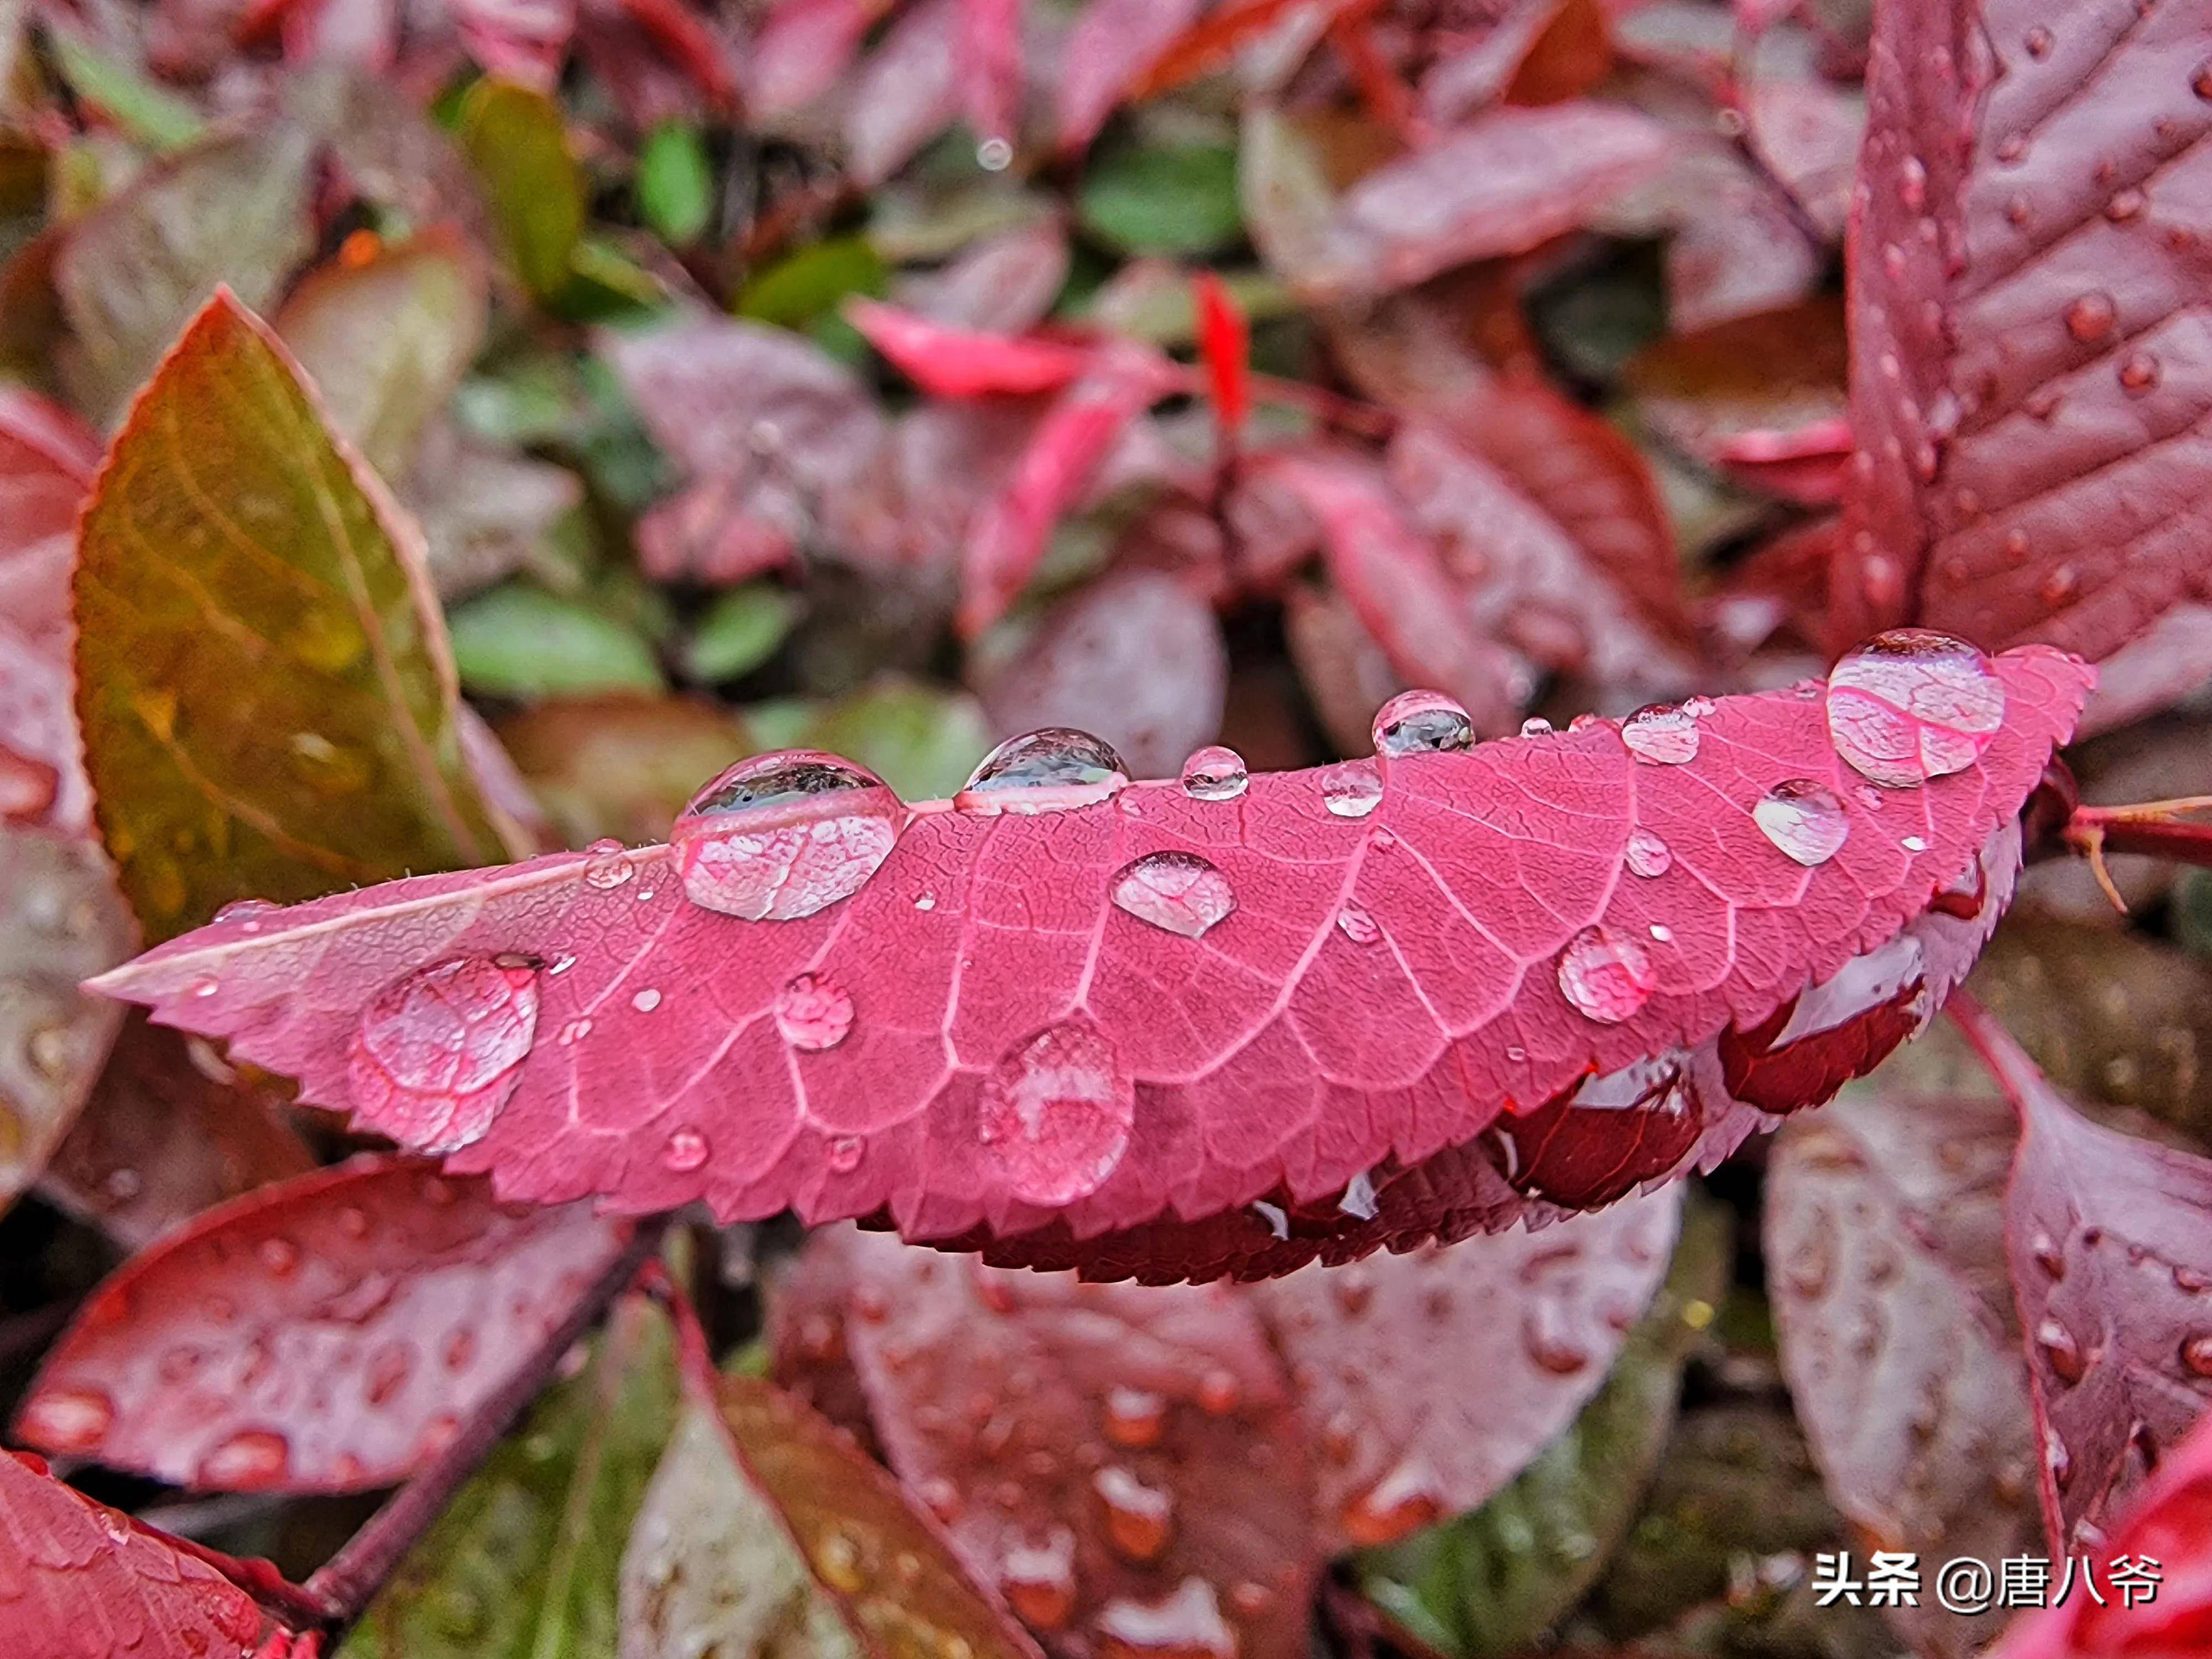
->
[2060,794,2212,912]
[1943,984,2041,1111]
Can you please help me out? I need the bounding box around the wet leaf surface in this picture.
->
[15,1157,635,1492]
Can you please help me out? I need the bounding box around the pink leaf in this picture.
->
[0,1449,276,1656]
[0,390,101,653]
[957,343,1177,637]
[13,1157,634,1492]
[893,221,1071,333]
[1418,0,1570,126]
[1834,0,2212,662]
[959,0,1024,151]
[89,644,2089,1283]
[1950,995,2212,1554]
[847,0,963,186]
[747,0,885,119]
[847,300,1093,399]
[452,0,575,87]
[1192,272,1249,441]
[1055,0,1206,154]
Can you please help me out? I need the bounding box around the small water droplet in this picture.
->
[1095,1579,1236,1659]
[1826,629,2006,787]
[1095,1465,1174,1561]
[1755,780,1849,866]
[1180,745,1249,801]
[1372,689,1473,758]
[1557,926,1656,1023]
[1112,851,1235,938]
[1339,1168,1378,1219]
[631,987,662,1013]
[19,1385,116,1452]
[1898,155,1927,211]
[1104,1386,1167,1448]
[1319,759,1383,818]
[1340,1457,1446,1547]
[1902,834,1929,852]
[256,1237,299,1277]
[662,1126,711,1172]
[1336,903,1380,945]
[196,1428,292,1488]
[2037,1318,2087,1384]
[1649,924,1672,942]
[582,839,635,890]
[347,956,540,1154]
[977,136,1014,171]
[2023,24,2053,57]
[775,971,855,1051]
[1519,716,1554,737]
[1001,1526,1077,1629]
[2041,564,2079,606]
[2064,290,2116,342]
[915,891,936,910]
[825,1135,865,1173]
[1625,828,1671,878]
[2105,186,2146,222]
[2047,1435,2073,1491]
[213,898,281,925]
[2120,351,2161,394]
[976,1020,1132,1203]
[958,729,1129,815]
[1620,703,1700,765]
[2032,1233,2067,1278]
[1196,1368,1240,1415]
[672,750,903,919]
[812,1528,865,1593]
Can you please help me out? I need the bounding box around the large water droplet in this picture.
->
[1371,689,1473,758]
[1754,780,1849,866]
[1339,1456,1446,1547]
[582,838,635,889]
[1825,630,2005,786]
[1557,926,1656,1024]
[1625,828,1671,878]
[1095,1465,1175,1562]
[1112,852,1235,938]
[1319,759,1383,818]
[19,1384,116,1452]
[1095,1579,1237,1659]
[346,956,540,1154]
[1180,745,1249,801]
[957,728,1129,815]
[975,1020,1133,1204]
[1001,1527,1078,1631]
[1621,703,1700,765]
[775,972,855,1051]
[671,751,902,920]
[196,1428,292,1488]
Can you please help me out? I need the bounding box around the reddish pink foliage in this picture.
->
[452,0,573,87]
[13,1158,634,1493]
[1950,998,2212,1554]
[747,0,883,118]
[1990,1408,2212,1659]
[957,343,1176,637]
[1055,0,1206,153]
[847,0,963,185]
[894,222,1071,333]
[848,301,1093,399]
[0,390,101,651]
[780,1227,1320,1659]
[1192,273,1249,441]
[91,647,2088,1282]
[958,0,1024,149]
[0,1450,276,1657]
[1834,0,2212,662]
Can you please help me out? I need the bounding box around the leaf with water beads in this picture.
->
[14,1157,635,1493]
[90,641,2090,1282]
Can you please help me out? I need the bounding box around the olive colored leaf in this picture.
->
[54,127,316,424]
[1353,1198,1730,1658]
[275,230,492,481]
[459,79,587,302]
[341,1295,680,1659]
[72,290,517,941]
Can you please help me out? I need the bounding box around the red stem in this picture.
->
[635,1256,720,1408]
[1943,985,2042,1112]
[2065,796,2212,863]
[163,1533,335,1632]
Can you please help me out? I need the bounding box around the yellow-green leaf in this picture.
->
[460,80,586,302]
[73,290,515,940]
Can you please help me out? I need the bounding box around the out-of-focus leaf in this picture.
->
[1739,18,1863,241]
[409,423,585,601]
[54,127,315,422]
[979,566,1227,781]
[496,693,748,848]
[789,675,994,801]
[637,121,714,245]
[341,1295,679,1659]
[276,229,491,480]
[958,0,1022,150]
[0,827,134,1220]
[892,220,1070,333]
[1767,1087,2039,1659]
[1283,581,1403,757]
[848,301,1091,398]
[685,585,802,683]
[1354,1197,1729,1658]
[1077,139,1244,256]
[1055,0,1206,154]
[846,0,962,187]
[459,78,586,301]
[737,236,889,331]
[1418,0,1568,124]
[1193,270,1249,437]
[16,1158,636,1492]
[748,0,883,121]
[73,293,515,940]
[0,388,101,653]
[43,28,207,152]
[40,1012,315,1251]
[451,583,667,698]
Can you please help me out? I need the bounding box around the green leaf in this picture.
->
[1357,1198,1733,1658]
[72,291,514,941]
[54,127,316,421]
[684,585,801,683]
[459,79,585,301]
[791,677,992,802]
[276,230,490,479]
[637,122,714,246]
[44,29,206,152]
[450,582,666,698]
[1080,139,1243,255]
[734,236,886,331]
[556,239,667,322]
[342,1296,680,1659]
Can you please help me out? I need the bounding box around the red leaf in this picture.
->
[894,221,1072,333]
[1950,995,2212,1554]
[847,0,963,185]
[1255,1187,1681,1550]
[13,1157,634,1493]
[1833,0,2212,661]
[452,0,574,88]
[847,300,1093,399]
[0,389,101,653]
[776,1227,1321,1659]
[959,0,1024,150]
[747,0,886,119]
[958,343,1177,637]
[1129,0,1353,100]
[1055,0,1206,153]
[1192,272,1250,441]
[1989,1407,2212,1659]
[0,1449,276,1657]
[89,644,2089,1282]
[1417,0,1571,125]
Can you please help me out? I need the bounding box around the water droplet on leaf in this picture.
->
[1337,904,1379,945]
[346,956,540,1154]
[1558,927,1656,1023]
[1095,1465,1174,1561]
[1621,703,1700,765]
[1755,780,1849,866]
[1180,745,1248,800]
[827,1135,864,1173]
[1371,689,1473,758]
[1001,1527,1078,1630]
[1825,629,2005,786]
[1625,828,1671,878]
[958,729,1129,815]
[583,839,635,890]
[1095,1578,1237,1659]
[672,751,902,919]
[1319,760,1383,818]
[2064,290,2116,342]
[662,1126,711,1172]
[196,1428,291,1488]
[775,972,855,1051]
[19,1385,116,1452]
[975,1020,1133,1203]
[2120,351,2161,393]
[1112,852,1235,938]
[1340,1457,1445,1547]
[1104,1387,1167,1448]
[2037,1318,2087,1384]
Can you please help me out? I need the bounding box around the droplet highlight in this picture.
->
[1625,828,1672,878]
[957,728,1129,815]
[346,956,540,1154]
[775,972,855,1051]
[1319,759,1383,818]
[1371,689,1474,758]
[975,1020,1134,1204]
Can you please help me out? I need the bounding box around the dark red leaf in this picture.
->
[13,1157,634,1493]
[1129,0,1355,101]
[0,1449,278,1658]
[958,342,1177,637]
[848,300,1093,399]
[1833,0,2212,661]
[88,644,2089,1282]
[0,389,101,653]
[1254,1187,1680,1550]
[1192,272,1249,441]
[1950,995,2212,1554]
[1055,0,1206,153]
[1417,0,1562,124]
[778,1225,1320,1659]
